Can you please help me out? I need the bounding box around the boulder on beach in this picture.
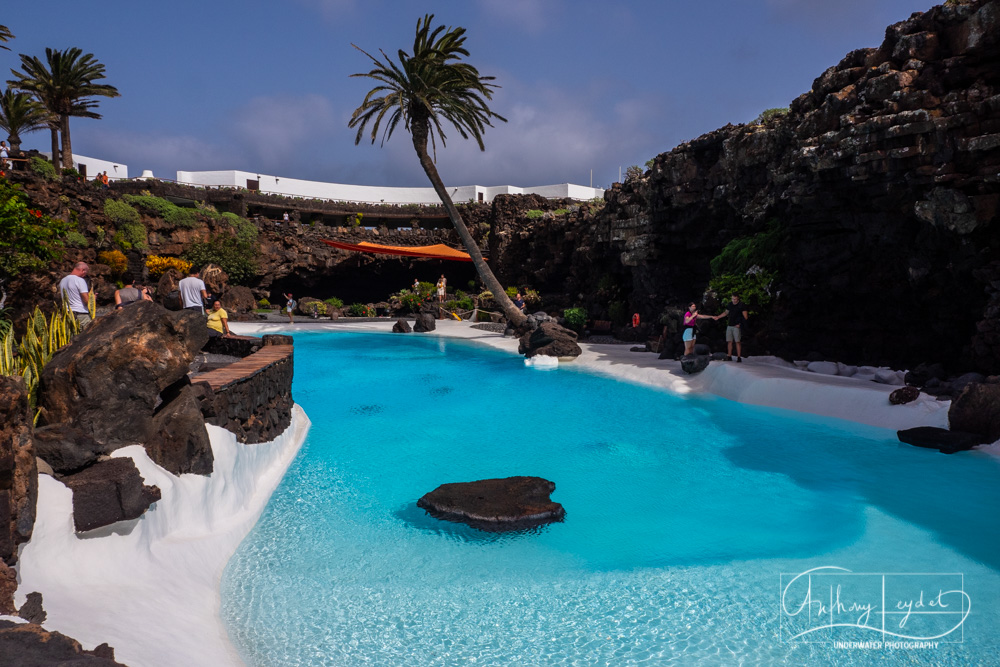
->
[413,312,436,332]
[0,620,125,665]
[681,353,710,374]
[518,321,581,359]
[949,382,1000,443]
[392,318,412,333]
[896,426,988,454]
[417,476,565,532]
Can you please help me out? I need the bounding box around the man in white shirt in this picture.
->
[59,262,92,327]
[178,268,208,313]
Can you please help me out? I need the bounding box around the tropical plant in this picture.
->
[625,165,644,181]
[97,249,127,276]
[399,291,423,312]
[8,47,120,171]
[349,14,525,326]
[562,307,587,332]
[0,303,80,411]
[522,289,541,309]
[0,25,13,51]
[0,179,69,280]
[61,167,80,178]
[0,87,49,152]
[324,296,344,309]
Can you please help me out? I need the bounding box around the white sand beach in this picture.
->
[9,320,969,666]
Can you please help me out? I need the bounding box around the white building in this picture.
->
[39,153,128,180]
[174,169,605,205]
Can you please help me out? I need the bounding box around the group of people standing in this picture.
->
[57,263,232,337]
[179,268,232,336]
[679,294,749,362]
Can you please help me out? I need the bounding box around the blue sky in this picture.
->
[6,0,933,189]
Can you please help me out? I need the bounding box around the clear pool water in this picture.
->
[222,332,1000,665]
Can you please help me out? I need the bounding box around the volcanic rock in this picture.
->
[896,426,988,454]
[949,382,1000,443]
[145,384,214,476]
[38,301,208,451]
[17,592,45,624]
[518,320,581,359]
[392,318,412,333]
[889,386,921,405]
[417,476,565,532]
[61,458,162,532]
[413,312,436,332]
[681,354,710,374]
[32,423,111,474]
[0,563,15,615]
[0,620,125,665]
[220,285,257,317]
[0,377,37,566]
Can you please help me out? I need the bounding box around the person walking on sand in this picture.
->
[720,293,749,362]
[682,302,716,356]
[59,262,92,328]
[179,268,209,313]
[283,293,296,323]
[436,275,446,303]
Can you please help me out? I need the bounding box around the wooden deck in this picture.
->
[196,344,293,391]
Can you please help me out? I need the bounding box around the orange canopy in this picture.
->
[320,239,482,262]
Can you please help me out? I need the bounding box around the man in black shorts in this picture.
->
[724,294,749,362]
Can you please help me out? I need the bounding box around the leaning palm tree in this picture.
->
[8,47,119,171]
[0,87,49,152]
[349,14,526,327]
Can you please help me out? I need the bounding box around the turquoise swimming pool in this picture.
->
[221,332,1000,665]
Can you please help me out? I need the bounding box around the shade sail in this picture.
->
[320,239,482,262]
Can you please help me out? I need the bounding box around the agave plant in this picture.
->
[0,303,80,413]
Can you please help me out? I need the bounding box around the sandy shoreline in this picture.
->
[8,320,968,666]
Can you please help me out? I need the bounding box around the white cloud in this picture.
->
[476,0,563,35]
[229,94,340,165]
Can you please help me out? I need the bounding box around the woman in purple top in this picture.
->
[682,302,716,356]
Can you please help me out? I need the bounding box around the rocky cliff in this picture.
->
[494,0,1000,373]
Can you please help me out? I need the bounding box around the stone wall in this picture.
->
[198,338,294,444]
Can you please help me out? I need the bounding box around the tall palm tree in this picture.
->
[349,14,526,327]
[8,47,119,171]
[0,25,13,50]
[0,88,49,152]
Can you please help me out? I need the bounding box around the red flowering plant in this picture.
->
[0,179,71,280]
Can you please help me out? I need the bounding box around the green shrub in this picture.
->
[563,307,588,331]
[453,297,473,310]
[347,303,375,317]
[523,289,541,309]
[505,286,518,299]
[118,221,147,250]
[123,194,199,228]
[708,219,786,312]
[399,292,423,312]
[324,297,344,309]
[98,249,128,276]
[304,300,327,315]
[104,199,140,225]
[183,234,258,285]
[417,281,435,297]
[29,156,57,180]
[222,212,258,243]
[526,209,544,219]
[625,165,643,181]
[61,167,81,179]
[754,107,789,124]
[551,208,569,216]
[63,231,88,248]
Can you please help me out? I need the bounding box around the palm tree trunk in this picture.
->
[410,121,526,327]
[60,114,72,173]
[49,126,60,170]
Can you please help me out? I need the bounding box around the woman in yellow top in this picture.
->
[206,300,231,337]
